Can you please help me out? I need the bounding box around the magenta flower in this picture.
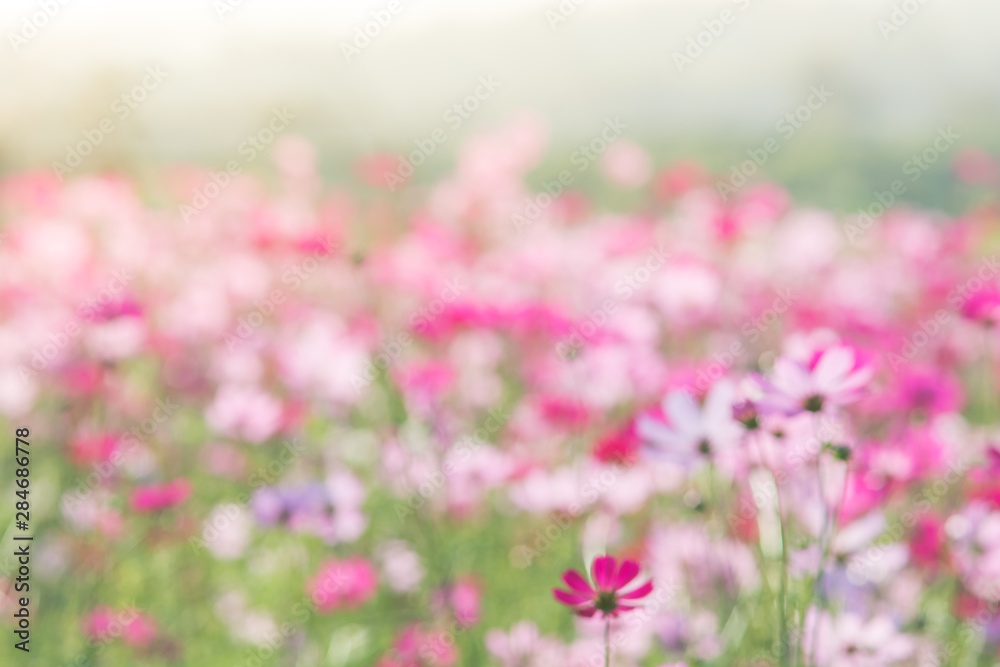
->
[129,478,191,512]
[552,555,653,618]
[961,284,1000,325]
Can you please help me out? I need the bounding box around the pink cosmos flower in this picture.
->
[129,478,191,512]
[307,557,378,613]
[377,625,458,667]
[357,153,406,188]
[592,419,641,465]
[433,576,481,627]
[953,148,999,185]
[205,384,283,444]
[757,344,873,415]
[960,283,1000,325]
[83,606,157,647]
[804,609,914,667]
[884,366,963,417]
[485,621,565,667]
[69,432,119,467]
[600,141,652,188]
[909,513,947,571]
[552,555,653,618]
[82,606,118,639]
[654,161,705,201]
[637,380,741,467]
[376,541,425,593]
[122,611,158,648]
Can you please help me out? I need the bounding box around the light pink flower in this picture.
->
[122,611,158,648]
[757,344,873,415]
[638,380,741,467]
[205,384,283,443]
[307,557,378,613]
[804,609,914,667]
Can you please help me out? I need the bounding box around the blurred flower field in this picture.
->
[3,115,1000,666]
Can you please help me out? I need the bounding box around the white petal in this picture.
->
[665,390,702,436]
[811,347,855,392]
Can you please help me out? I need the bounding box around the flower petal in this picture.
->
[704,380,735,425]
[614,560,640,589]
[553,588,591,607]
[591,555,617,590]
[665,391,702,437]
[563,570,595,596]
[619,579,653,600]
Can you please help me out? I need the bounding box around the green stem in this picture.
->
[604,618,610,667]
[778,506,790,667]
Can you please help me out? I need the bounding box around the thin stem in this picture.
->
[604,618,610,667]
[747,429,791,667]
[777,499,790,667]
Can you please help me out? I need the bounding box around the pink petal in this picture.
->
[619,580,653,600]
[576,607,598,618]
[591,556,617,590]
[614,560,640,589]
[812,347,854,389]
[553,589,591,606]
[563,570,595,596]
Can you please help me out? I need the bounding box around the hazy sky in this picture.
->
[2,0,999,174]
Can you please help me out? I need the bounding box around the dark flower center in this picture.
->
[697,439,712,455]
[804,395,824,413]
[594,590,618,614]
